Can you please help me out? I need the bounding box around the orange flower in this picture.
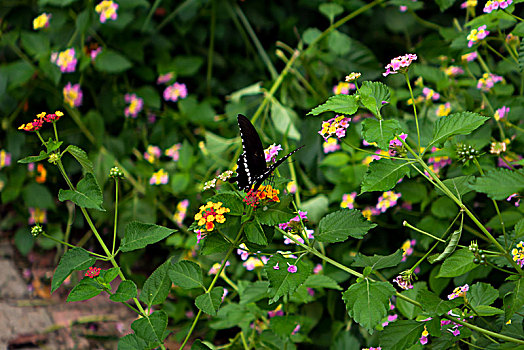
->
[35,164,47,183]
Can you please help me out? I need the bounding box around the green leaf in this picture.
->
[431,197,458,219]
[131,310,167,347]
[257,205,295,226]
[110,280,138,302]
[190,339,213,350]
[65,145,94,173]
[94,49,133,73]
[470,169,524,200]
[245,220,267,245]
[103,267,120,283]
[20,32,49,59]
[168,260,205,289]
[207,193,244,216]
[396,282,424,319]
[38,0,79,5]
[319,3,343,22]
[359,81,391,118]
[238,280,269,304]
[468,282,498,307]
[303,274,342,290]
[328,30,351,55]
[18,151,49,164]
[172,55,204,76]
[117,333,148,350]
[361,158,410,193]
[437,248,478,278]
[515,219,524,238]
[201,233,231,255]
[435,0,457,11]
[429,112,490,148]
[416,289,462,317]
[504,278,524,321]
[361,119,402,150]
[23,183,55,209]
[264,254,312,304]
[351,250,404,270]
[140,259,172,307]
[195,287,224,316]
[51,248,95,293]
[379,320,425,350]
[436,176,474,197]
[519,40,524,72]
[58,173,105,211]
[316,209,376,243]
[303,28,322,45]
[308,95,359,116]
[270,101,301,140]
[342,280,396,334]
[67,280,102,302]
[475,305,504,316]
[120,221,175,252]
[210,303,255,330]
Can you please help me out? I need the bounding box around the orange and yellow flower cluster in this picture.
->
[19,111,64,132]
[194,201,230,232]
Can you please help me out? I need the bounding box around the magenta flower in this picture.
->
[467,25,489,47]
[51,48,77,73]
[237,243,250,261]
[264,144,283,162]
[461,52,478,62]
[165,143,182,161]
[95,0,118,23]
[477,73,503,92]
[157,72,174,84]
[422,87,440,101]
[63,82,83,108]
[447,284,469,300]
[144,145,161,163]
[124,93,144,118]
[313,264,323,274]
[291,324,300,335]
[278,210,308,231]
[340,192,357,209]
[383,54,417,77]
[376,191,401,213]
[163,82,188,102]
[318,115,351,141]
[0,150,11,169]
[287,264,297,273]
[323,138,340,154]
[494,106,510,121]
[149,169,169,185]
[484,0,513,13]
[273,263,280,270]
[90,47,102,61]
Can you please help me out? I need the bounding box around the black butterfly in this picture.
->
[229,114,303,192]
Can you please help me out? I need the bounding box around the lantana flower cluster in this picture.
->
[494,106,510,121]
[124,93,144,118]
[29,208,47,225]
[382,53,417,77]
[19,111,64,132]
[448,284,469,300]
[33,13,51,30]
[164,82,188,102]
[461,52,478,62]
[165,143,182,161]
[484,0,513,12]
[477,73,503,91]
[149,169,169,185]
[436,102,451,117]
[244,184,280,208]
[95,0,118,23]
[85,267,101,278]
[173,199,189,225]
[467,25,489,47]
[51,48,77,73]
[318,115,351,140]
[264,144,283,162]
[194,201,230,232]
[401,239,416,262]
[511,241,524,267]
[427,147,452,174]
[323,137,340,153]
[279,210,308,232]
[340,192,357,209]
[376,191,401,213]
[63,83,83,108]
[0,150,11,169]
[332,81,355,95]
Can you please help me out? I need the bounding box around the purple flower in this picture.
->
[287,264,297,273]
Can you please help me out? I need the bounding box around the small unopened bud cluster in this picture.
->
[31,225,43,237]
[456,144,479,164]
[48,153,60,164]
[469,241,486,265]
[109,166,124,179]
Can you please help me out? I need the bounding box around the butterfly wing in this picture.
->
[252,145,304,191]
[229,114,268,191]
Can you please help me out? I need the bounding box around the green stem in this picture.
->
[141,0,162,32]
[40,232,107,259]
[112,178,119,256]
[404,72,420,153]
[206,0,217,96]
[178,226,245,349]
[400,138,523,274]
[503,9,524,22]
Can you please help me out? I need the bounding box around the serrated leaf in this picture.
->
[65,145,94,173]
[303,274,341,290]
[429,112,490,148]
[45,139,62,153]
[468,282,498,307]
[207,193,244,216]
[361,119,402,151]
[470,169,524,200]
[416,289,462,316]
[140,259,172,307]
[239,280,270,304]
[195,287,224,316]
[201,233,231,255]
[518,39,524,72]
[515,219,524,238]
[361,158,410,193]
[379,320,425,350]
[437,248,478,278]
[120,221,175,252]
[475,305,504,316]
[168,260,205,289]
[504,278,524,321]
[245,220,267,245]
[359,81,391,118]
[58,173,105,211]
[257,205,295,226]
[351,249,404,270]
[436,176,474,197]
[103,267,120,283]
[131,310,167,347]
[51,248,95,293]
[396,282,424,320]
[118,333,148,350]
[308,95,359,116]
[264,254,312,304]
[110,280,138,302]
[67,280,102,302]
[316,209,376,243]
[17,150,49,164]
[342,280,396,334]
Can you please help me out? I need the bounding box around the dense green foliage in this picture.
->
[1,0,524,349]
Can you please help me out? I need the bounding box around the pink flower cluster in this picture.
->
[332,81,355,95]
[441,309,472,336]
[164,82,188,102]
[401,239,416,262]
[323,138,340,153]
[494,106,510,121]
[0,150,11,169]
[264,144,283,162]
[318,115,351,140]
[461,52,478,62]
[376,191,401,213]
[63,83,83,108]
[174,199,189,225]
[477,73,503,91]
[422,87,440,101]
[95,0,118,23]
[278,210,308,231]
[467,25,489,47]
[157,72,174,84]
[428,147,452,173]
[124,93,144,118]
[383,54,417,77]
[447,284,469,300]
[149,169,168,185]
[51,48,77,73]
[165,143,182,161]
[484,0,512,13]
[340,192,357,209]
[399,0,417,12]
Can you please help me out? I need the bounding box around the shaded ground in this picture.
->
[0,237,137,350]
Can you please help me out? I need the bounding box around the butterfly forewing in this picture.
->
[253,146,304,191]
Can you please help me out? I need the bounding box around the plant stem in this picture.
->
[112,178,119,256]
[178,226,245,349]
[404,72,421,153]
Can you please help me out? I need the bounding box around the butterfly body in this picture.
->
[229,114,303,192]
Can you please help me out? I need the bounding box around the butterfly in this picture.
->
[229,114,303,192]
